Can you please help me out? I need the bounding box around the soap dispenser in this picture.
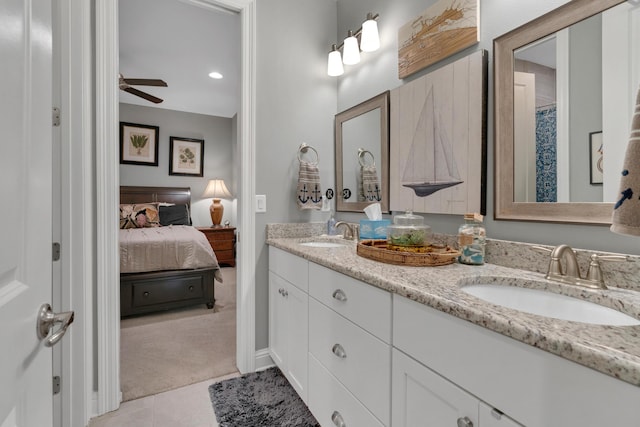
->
[327,210,337,235]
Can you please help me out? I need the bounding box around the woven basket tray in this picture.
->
[356,240,460,267]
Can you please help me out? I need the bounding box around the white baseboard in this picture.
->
[91,390,122,420]
[255,348,275,372]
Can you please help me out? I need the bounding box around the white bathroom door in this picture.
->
[0,0,55,426]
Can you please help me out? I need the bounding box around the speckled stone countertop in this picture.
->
[266,230,640,387]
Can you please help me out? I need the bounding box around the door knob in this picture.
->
[457,416,473,427]
[36,303,74,347]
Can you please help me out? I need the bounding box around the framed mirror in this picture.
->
[494,0,636,224]
[335,91,390,213]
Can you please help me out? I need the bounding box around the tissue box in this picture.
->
[359,219,390,240]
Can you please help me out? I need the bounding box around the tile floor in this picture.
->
[88,372,240,427]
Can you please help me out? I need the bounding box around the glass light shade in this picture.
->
[327,45,344,76]
[342,31,360,65]
[202,179,232,199]
[360,16,380,52]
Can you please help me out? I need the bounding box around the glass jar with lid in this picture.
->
[387,211,432,249]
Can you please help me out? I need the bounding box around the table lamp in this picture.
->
[202,179,232,226]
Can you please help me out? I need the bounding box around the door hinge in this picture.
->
[53,376,61,395]
[53,107,60,127]
[52,242,61,261]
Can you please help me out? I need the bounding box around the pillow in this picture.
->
[159,204,191,226]
[120,203,160,229]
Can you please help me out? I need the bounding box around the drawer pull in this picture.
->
[188,286,194,292]
[332,343,347,359]
[331,410,346,427]
[332,289,347,302]
[143,291,150,297]
[457,416,473,427]
[490,408,503,420]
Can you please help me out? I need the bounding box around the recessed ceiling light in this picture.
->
[208,72,223,79]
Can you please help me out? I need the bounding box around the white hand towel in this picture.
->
[296,161,323,210]
[611,87,640,236]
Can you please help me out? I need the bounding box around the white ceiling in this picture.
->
[119,0,240,118]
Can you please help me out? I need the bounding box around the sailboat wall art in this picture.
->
[390,49,488,215]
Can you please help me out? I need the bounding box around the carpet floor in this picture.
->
[209,367,320,427]
[120,266,238,402]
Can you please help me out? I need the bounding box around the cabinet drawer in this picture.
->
[210,240,234,251]
[131,276,204,307]
[308,354,385,427]
[269,246,308,292]
[214,249,234,262]
[207,230,234,241]
[309,262,391,342]
[309,298,390,425]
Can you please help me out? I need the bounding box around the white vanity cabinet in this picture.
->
[308,262,392,427]
[392,349,521,427]
[393,294,640,427]
[268,247,309,403]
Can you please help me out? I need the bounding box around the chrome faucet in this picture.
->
[334,221,359,240]
[534,244,628,289]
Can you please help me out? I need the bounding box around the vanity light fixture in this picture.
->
[327,13,380,76]
[360,13,380,52]
[327,44,345,76]
[342,30,361,65]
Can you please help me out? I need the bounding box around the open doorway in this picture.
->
[117,0,241,401]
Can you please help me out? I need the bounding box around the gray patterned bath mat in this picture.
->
[209,367,320,427]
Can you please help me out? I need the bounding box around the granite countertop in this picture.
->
[267,235,640,387]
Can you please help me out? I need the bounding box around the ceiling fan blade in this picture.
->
[122,86,164,104]
[122,78,167,87]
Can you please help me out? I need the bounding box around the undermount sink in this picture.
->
[461,283,640,326]
[299,241,345,248]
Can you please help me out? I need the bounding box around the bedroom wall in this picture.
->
[119,103,237,227]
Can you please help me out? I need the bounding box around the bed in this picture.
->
[119,186,222,317]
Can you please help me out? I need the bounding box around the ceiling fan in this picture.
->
[119,73,168,104]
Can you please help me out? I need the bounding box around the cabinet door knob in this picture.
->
[457,416,473,427]
[331,410,346,427]
[278,288,284,295]
[143,291,150,297]
[332,343,347,359]
[188,286,194,292]
[332,289,347,302]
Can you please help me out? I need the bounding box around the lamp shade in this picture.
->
[327,44,344,76]
[360,13,380,52]
[611,87,640,236]
[342,30,360,65]
[202,179,232,226]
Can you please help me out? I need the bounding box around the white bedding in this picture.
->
[119,225,222,282]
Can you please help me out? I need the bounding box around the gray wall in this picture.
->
[254,0,338,350]
[252,0,640,352]
[569,15,603,202]
[332,0,640,255]
[119,103,236,227]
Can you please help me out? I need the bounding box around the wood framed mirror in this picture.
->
[493,0,635,224]
[335,91,390,213]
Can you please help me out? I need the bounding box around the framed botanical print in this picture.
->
[120,122,159,166]
[169,136,204,177]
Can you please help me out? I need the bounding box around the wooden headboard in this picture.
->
[120,186,191,207]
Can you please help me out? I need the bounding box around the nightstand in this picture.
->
[197,226,236,267]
